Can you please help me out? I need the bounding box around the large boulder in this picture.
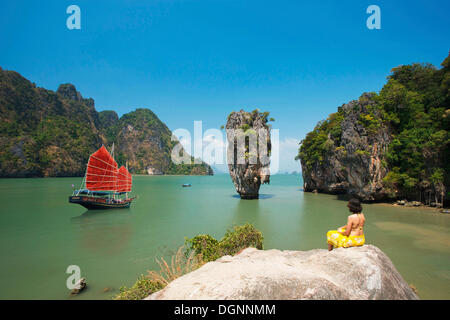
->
[146,245,418,300]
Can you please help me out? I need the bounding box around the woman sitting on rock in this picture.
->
[327,198,365,251]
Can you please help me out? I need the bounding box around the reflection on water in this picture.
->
[231,194,275,199]
[71,210,133,257]
[231,196,263,228]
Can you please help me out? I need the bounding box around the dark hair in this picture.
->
[347,198,362,213]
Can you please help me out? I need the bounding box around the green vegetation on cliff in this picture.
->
[0,67,212,177]
[0,69,103,177]
[295,110,343,168]
[297,53,449,203]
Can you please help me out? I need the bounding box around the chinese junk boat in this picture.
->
[69,145,135,209]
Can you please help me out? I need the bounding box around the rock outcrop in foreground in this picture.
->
[146,245,418,300]
[226,110,272,199]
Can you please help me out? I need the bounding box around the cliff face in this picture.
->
[147,246,419,300]
[0,67,212,177]
[226,110,271,199]
[117,112,169,174]
[301,94,392,201]
[0,69,104,177]
[299,54,449,204]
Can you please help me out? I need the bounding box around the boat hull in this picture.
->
[69,195,133,210]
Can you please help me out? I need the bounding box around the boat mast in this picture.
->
[76,175,85,196]
[111,142,115,159]
[76,151,90,196]
[126,161,128,200]
[111,142,116,200]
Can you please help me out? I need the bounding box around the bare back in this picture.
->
[349,213,365,236]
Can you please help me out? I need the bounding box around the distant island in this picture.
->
[0,68,213,177]
[297,53,449,207]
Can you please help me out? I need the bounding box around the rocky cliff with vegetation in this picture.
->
[297,53,449,206]
[226,109,273,199]
[0,67,213,177]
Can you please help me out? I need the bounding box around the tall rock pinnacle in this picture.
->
[226,109,272,199]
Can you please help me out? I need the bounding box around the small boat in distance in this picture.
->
[182,183,192,187]
[69,145,136,209]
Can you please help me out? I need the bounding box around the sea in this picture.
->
[0,174,449,299]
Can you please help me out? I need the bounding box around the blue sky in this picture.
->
[1,0,449,172]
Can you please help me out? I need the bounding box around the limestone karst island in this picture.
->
[0,1,449,309]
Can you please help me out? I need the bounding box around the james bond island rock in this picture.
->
[226,109,273,199]
[297,54,449,204]
[0,67,212,177]
[146,245,419,300]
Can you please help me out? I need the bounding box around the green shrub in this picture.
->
[354,149,370,157]
[358,113,381,135]
[185,234,220,262]
[186,223,264,262]
[219,224,263,256]
[114,275,165,300]
[239,123,251,132]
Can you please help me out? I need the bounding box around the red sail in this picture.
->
[117,166,132,192]
[85,145,118,191]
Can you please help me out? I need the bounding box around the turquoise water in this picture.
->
[0,174,449,299]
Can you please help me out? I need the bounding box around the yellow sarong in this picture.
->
[327,227,365,248]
